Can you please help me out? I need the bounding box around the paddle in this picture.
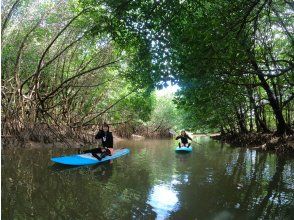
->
[169,129,204,147]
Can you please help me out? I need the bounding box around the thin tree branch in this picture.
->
[1,0,21,35]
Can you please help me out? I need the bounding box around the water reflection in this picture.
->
[147,183,179,220]
[2,139,293,220]
[49,161,114,181]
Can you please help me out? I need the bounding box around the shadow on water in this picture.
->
[175,151,192,154]
[49,160,113,172]
[175,152,192,164]
[49,161,115,183]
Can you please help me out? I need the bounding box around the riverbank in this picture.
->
[210,133,294,154]
[1,135,125,149]
[1,125,126,149]
[1,123,171,148]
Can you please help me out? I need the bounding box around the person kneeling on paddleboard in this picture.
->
[176,130,192,148]
[80,123,114,161]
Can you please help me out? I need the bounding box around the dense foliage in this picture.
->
[1,0,293,144]
[1,0,155,142]
[169,0,294,135]
[89,0,293,135]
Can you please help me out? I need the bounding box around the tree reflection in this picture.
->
[253,156,287,219]
[2,140,293,219]
[169,142,292,220]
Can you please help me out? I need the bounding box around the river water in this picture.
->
[2,137,294,219]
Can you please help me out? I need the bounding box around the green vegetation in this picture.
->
[169,0,294,135]
[144,93,183,137]
[1,0,293,146]
[1,0,155,142]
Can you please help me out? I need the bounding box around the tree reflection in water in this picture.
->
[2,139,293,219]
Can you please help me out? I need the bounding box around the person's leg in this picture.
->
[188,143,191,147]
[108,148,114,156]
[178,142,181,148]
[92,148,103,160]
[100,148,111,159]
[83,148,100,154]
[105,148,111,156]
[92,153,102,160]
[82,148,103,160]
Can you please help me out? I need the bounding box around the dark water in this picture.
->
[2,137,294,219]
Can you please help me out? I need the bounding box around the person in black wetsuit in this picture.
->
[81,123,113,160]
[175,130,192,148]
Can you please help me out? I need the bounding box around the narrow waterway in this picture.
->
[2,137,293,219]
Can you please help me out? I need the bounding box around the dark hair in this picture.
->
[102,123,109,131]
[181,130,186,135]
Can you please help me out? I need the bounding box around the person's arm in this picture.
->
[187,135,193,141]
[175,135,181,140]
[95,130,103,139]
[109,132,113,148]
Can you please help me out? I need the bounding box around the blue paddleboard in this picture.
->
[175,146,192,152]
[51,148,130,166]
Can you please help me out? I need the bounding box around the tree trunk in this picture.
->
[236,107,248,133]
[251,60,292,135]
[247,87,270,133]
[249,102,253,132]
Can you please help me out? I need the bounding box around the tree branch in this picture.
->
[78,88,137,127]
[40,59,120,102]
[1,0,21,35]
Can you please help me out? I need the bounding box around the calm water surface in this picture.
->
[2,137,294,219]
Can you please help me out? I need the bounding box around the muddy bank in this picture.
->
[1,125,167,149]
[1,121,175,148]
[211,133,294,154]
[2,134,125,149]
[1,124,125,149]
